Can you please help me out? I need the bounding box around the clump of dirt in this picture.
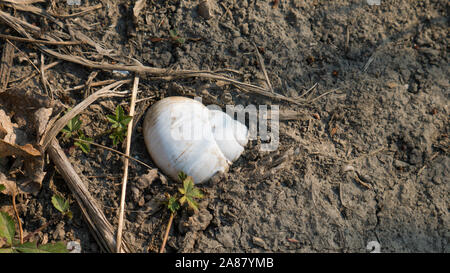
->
[0,0,448,253]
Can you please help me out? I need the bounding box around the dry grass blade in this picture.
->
[40,79,131,150]
[0,41,14,92]
[73,138,153,170]
[0,8,304,105]
[0,33,83,45]
[0,0,45,4]
[52,3,102,18]
[116,76,139,253]
[252,42,274,93]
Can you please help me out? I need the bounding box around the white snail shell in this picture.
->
[143,97,248,184]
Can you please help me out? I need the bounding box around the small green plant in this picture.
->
[169,29,185,45]
[61,114,82,139]
[74,132,92,154]
[178,175,204,211]
[159,171,203,253]
[51,194,73,219]
[107,105,132,146]
[0,212,68,253]
[0,184,5,192]
[60,112,91,154]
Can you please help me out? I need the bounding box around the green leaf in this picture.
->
[169,29,177,38]
[74,133,92,154]
[52,194,69,214]
[120,116,132,127]
[0,184,5,192]
[61,114,82,138]
[15,241,68,253]
[177,175,202,211]
[190,188,204,199]
[66,211,73,220]
[37,241,69,253]
[167,195,180,213]
[183,177,194,194]
[116,105,124,119]
[178,171,187,182]
[14,241,41,253]
[0,247,14,253]
[0,211,15,245]
[185,196,199,211]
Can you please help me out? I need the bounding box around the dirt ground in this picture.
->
[0,0,448,253]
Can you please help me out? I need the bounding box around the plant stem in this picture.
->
[159,212,175,253]
[11,192,23,245]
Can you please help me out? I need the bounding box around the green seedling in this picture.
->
[74,132,92,154]
[178,176,204,211]
[0,212,68,253]
[169,29,185,45]
[107,105,132,146]
[60,112,92,154]
[51,194,73,219]
[0,184,5,192]
[159,171,203,253]
[61,114,82,139]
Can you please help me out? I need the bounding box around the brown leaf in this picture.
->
[34,107,52,137]
[330,127,337,137]
[0,139,41,158]
[0,173,17,196]
[133,0,146,20]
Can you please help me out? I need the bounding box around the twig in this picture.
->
[6,61,60,89]
[5,39,40,74]
[307,88,340,103]
[11,192,23,245]
[116,76,139,253]
[159,212,175,253]
[40,53,52,99]
[51,3,102,19]
[299,82,318,98]
[65,79,117,92]
[252,42,274,93]
[0,33,83,45]
[73,138,153,170]
[0,41,14,92]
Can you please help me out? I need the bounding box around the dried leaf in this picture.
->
[0,173,17,195]
[330,127,337,137]
[133,0,146,20]
[0,139,41,158]
[34,107,52,137]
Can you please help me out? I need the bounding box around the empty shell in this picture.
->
[143,97,248,184]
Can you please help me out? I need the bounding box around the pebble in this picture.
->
[252,236,267,249]
[198,0,212,20]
